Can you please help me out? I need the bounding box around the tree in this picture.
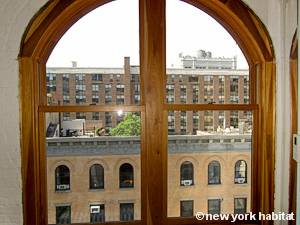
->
[109,113,141,136]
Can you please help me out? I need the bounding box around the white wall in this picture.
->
[0,1,47,225]
[243,2,297,224]
[0,0,296,224]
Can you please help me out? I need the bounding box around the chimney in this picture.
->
[124,57,131,104]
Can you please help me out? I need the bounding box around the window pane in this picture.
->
[208,199,221,215]
[90,204,105,223]
[46,0,140,106]
[180,200,194,217]
[46,111,141,223]
[120,203,134,221]
[180,162,194,186]
[234,198,247,214]
[168,110,252,217]
[56,205,71,224]
[166,0,249,105]
[90,164,104,189]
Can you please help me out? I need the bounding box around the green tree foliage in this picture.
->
[109,113,141,136]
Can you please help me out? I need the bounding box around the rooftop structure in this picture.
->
[179,50,238,70]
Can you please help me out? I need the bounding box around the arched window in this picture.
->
[20,0,276,224]
[234,160,247,184]
[208,161,221,184]
[55,165,70,191]
[90,164,104,189]
[119,163,134,188]
[180,161,194,186]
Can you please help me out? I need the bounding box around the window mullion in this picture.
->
[140,0,166,224]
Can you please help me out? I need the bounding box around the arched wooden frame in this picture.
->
[289,30,297,225]
[19,1,275,225]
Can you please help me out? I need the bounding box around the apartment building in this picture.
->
[46,52,250,134]
[47,134,251,224]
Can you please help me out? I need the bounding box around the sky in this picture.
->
[46,0,248,69]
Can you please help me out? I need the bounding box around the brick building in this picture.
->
[46,53,250,135]
[46,134,251,224]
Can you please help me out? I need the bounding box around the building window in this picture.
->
[189,75,198,82]
[92,112,100,120]
[120,203,134,221]
[166,84,175,103]
[192,85,199,103]
[180,111,187,134]
[63,112,70,121]
[119,163,134,188]
[92,84,99,91]
[168,111,175,134]
[180,85,187,103]
[63,95,70,104]
[230,111,239,128]
[204,110,213,131]
[76,112,86,119]
[105,84,112,104]
[92,74,102,81]
[234,160,247,184]
[230,76,239,103]
[89,164,104,189]
[46,73,56,93]
[204,75,213,103]
[208,199,221,215]
[180,161,194,186]
[105,112,112,128]
[75,74,85,81]
[133,84,140,104]
[234,198,247,214]
[56,205,71,224]
[92,95,99,103]
[219,76,225,103]
[90,204,105,223]
[192,111,199,134]
[116,95,125,105]
[208,161,221,184]
[180,200,193,217]
[55,165,70,191]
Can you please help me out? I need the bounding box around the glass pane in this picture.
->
[46,0,140,106]
[168,110,252,217]
[46,111,141,224]
[166,0,249,104]
[234,198,247,214]
[180,200,194,217]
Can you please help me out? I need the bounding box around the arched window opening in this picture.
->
[208,161,221,184]
[234,160,247,184]
[20,0,276,224]
[55,165,70,191]
[90,164,104,189]
[119,163,134,188]
[180,161,194,186]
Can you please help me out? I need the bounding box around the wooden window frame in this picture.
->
[19,0,275,225]
[289,31,297,225]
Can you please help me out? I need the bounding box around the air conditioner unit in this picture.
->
[90,206,100,214]
[181,180,193,186]
[235,178,246,184]
[56,184,70,190]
